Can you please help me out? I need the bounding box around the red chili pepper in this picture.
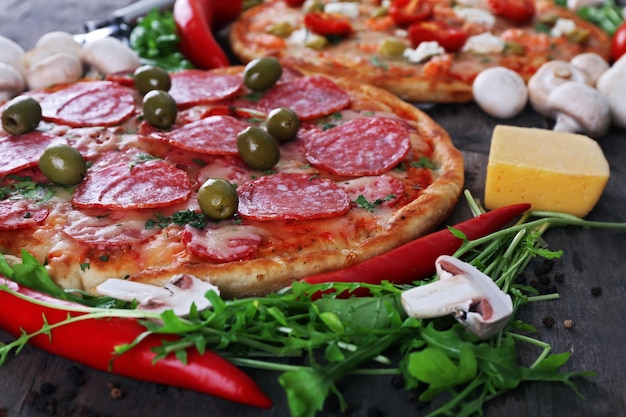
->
[304,12,353,37]
[408,20,468,52]
[302,203,531,288]
[0,279,272,409]
[486,0,535,23]
[388,0,433,27]
[173,0,243,69]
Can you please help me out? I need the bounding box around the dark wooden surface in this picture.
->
[1,1,625,416]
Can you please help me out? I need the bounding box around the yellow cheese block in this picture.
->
[484,125,610,217]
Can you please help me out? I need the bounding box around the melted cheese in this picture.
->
[484,125,610,217]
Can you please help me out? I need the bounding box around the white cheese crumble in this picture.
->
[462,32,505,54]
[403,41,445,63]
[550,18,577,37]
[288,28,309,45]
[324,2,360,19]
[394,28,408,38]
[453,7,496,28]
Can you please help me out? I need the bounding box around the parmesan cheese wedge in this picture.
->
[484,125,610,217]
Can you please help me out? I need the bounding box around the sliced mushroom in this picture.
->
[0,35,26,76]
[570,53,609,85]
[597,65,626,129]
[96,274,219,316]
[472,66,528,119]
[401,255,513,340]
[547,81,611,138]
[81,37,141,75]
[527,60,592,117]
[0,62,25,102]
[25,31,83,68]
[25,52,83,90]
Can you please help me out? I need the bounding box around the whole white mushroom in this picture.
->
[82,37,141,75]
[570,52,609,85]
[472,66,528,119]
[25,31,83,68]
[25,52,83,90]
[597,66,626,129]
[0,36,26,76]
[0,62,25,102]
[547,81,611,139]
[527,60,592,117]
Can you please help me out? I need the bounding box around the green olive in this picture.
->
[303,1,324,12]
[243,57,283,92]
[197,178,239,220]
[265,107,300,142]
[142,90,178,129]
[378,38,407,57]
[2,96,42,136]
[236,126,280,170]
[304,34,328,50]
[134,65,172,95]
[38,143,86,185]
[265,21,294,38]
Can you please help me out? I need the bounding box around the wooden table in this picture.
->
[1,1,625,416]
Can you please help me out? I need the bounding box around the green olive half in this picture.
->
[38,143,86,185]
[265,107,300,142]
[142,90,178,129]
[236,126,280,170]
[197,178,239,220]
[2,95,42,136]
[134,65,172,95]
[243,57,283,92]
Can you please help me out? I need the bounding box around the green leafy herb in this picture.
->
[129,153,159,169]
[353,194,395,212]
[129,9,194,71]
[146,209,209,230]
[411,156,437,170]
[0,175,55,203]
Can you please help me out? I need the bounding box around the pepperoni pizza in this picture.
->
[0,65,464,298]
[229,0,611,103]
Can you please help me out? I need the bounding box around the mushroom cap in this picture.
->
[597,67,626,129]
[472,66,528,119]
[527,60,592,117]
[25,31,83,68]
[0,35,26,76]
[547,81,611,138]
[25,52,83,90]
[0,62,25,102]
[570,52,609,85]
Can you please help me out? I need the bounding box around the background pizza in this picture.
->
[230,0,611,103]
[0,65,464,298]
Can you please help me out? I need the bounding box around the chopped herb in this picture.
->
[99,255,109,262]
[129,153,159,169]
[370,55,389,70]
[244,92,264,103]
[80,263,90,271]
[0,176,55,204]
[146,209,209,230]
[411,156,437,170]
[353,194,394,212]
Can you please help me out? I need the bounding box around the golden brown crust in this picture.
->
[229,0,611,104]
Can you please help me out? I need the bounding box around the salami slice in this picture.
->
[72,150,191,210]
[257,75,351,121]
[0,131,64,177]
[39,81,135,127]
[168,70,243,107]
[306,117,411,176]
[155,115,249,155]
[237,173,350,221]
[339,175,406,208]
[182,224,263,263]
[63,208,161,249]
[0,200,49,231]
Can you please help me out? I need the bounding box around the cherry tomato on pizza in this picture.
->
[611,21,626,62]
[284,0,306,7]
[388,0,433,27]
[304,12,353,37]
[487,0,535,23]
[408,20,468,52]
